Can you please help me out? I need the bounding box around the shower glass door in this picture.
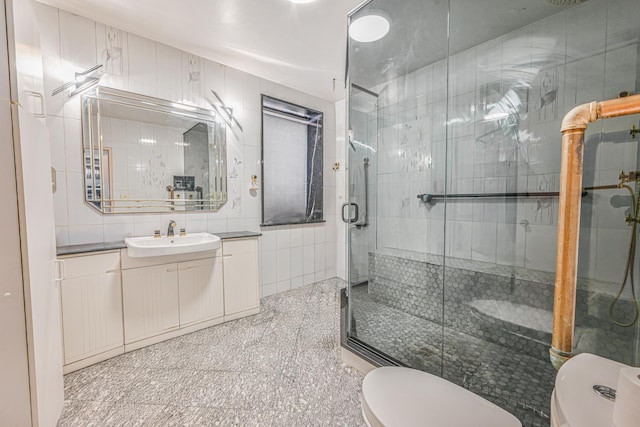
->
[441,4,640,424]
[346,0,640,426]
[346,84,377,288]
[345,0,449,373]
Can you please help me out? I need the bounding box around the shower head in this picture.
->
[544,0,588,5]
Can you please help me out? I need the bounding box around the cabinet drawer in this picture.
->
[121,248,219,269]
[60,252,120,279]
[222,238,257,256]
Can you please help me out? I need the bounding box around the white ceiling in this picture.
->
[36,0,576,103]
[37,0,363,102]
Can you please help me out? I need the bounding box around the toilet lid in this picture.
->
[362,367,521,427]
[554,353,628,427]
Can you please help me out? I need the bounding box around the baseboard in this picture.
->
[124,317,225,352]
[224,307,260,322]
[63,346,124,374]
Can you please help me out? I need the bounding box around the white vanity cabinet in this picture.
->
[120,249,225,350]
[58,251,124,373]
[223,238,260,319]
[57,234,260,370]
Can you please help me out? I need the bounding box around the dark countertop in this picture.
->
[57,241,126,256]
[215,231,262,240]
[57,231,262,256]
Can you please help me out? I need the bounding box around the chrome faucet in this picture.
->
[167,220,177,237]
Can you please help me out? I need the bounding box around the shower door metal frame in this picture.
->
[341,0,453,374]
[341,0,422,370]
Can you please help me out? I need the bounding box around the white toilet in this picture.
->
[551,353,629,427]
[361,367,521,427]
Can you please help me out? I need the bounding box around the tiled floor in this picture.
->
[58,279,366,426]
[351,284,555,427]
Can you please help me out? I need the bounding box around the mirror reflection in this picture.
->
[81,87,227,213]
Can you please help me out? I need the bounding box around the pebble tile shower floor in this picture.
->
[351,284,554,427]
[58,279,366,426]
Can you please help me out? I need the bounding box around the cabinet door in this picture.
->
[223,239,260,316]
[0,101,31,424]
[178,257,223,327]
[122,264,179,344]
[60,253,123,364]
[12,105,63,425]
[4,2,56,423]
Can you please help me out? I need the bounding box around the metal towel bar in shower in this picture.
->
[416,191,588,203]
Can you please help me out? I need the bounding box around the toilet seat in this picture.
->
[361,367,520,427]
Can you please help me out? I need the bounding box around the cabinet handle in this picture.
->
[54,260,65,282]
[105,269,120,275]
[223,254,232,258]
[24,91,46,118]
[180,266,194,271]
[51,167,57,193]
[166,268,178,272]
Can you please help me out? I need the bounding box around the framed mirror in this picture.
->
[261,95,323,226]
[81,87,227,213]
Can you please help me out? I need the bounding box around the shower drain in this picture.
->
[593,384,616,401]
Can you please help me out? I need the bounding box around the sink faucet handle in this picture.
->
[180,228,186,237]
[153,230,161,238]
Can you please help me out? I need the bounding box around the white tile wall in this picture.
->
[369,0,640,281]
[35,4,340,296]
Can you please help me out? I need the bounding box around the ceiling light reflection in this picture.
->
[349,15,390,43]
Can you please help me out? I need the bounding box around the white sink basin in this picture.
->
[125,233,221,258]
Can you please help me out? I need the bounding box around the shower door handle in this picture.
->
[341,202,359,223]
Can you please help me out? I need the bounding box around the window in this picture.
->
[261,95,323,226]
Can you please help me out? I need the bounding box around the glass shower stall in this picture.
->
[344,1,640,426]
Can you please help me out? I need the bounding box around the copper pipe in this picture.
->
[551,94,640,370]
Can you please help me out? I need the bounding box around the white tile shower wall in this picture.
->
[336,93,379,283]
[372,0,640,283]
[35,4,339,296]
